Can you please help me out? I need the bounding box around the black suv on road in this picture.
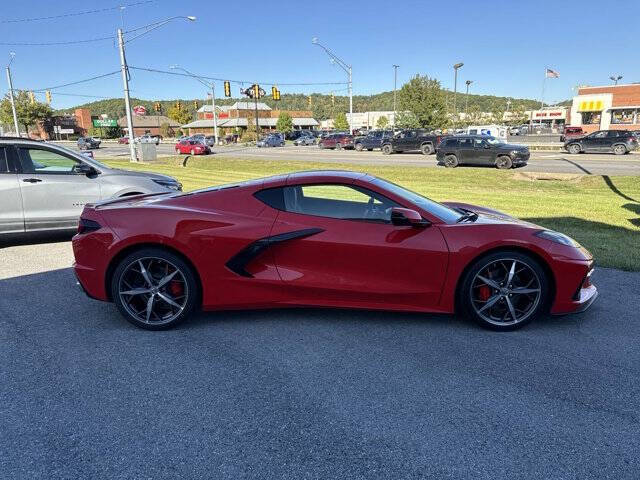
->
[354,130,393,151]
[564,130,638,155]
[381,129,445,155]
[435,135,529,169]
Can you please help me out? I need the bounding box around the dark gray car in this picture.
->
[435,135,530,169]
[77,136,101,150]
[0,138,181,234]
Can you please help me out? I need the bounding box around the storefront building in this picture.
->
[569,84,640,133]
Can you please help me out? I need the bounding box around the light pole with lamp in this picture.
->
[5,52,20,136]
[392,64,399,127]
[170,65,218,144]
[609,75,623,85]
[464,79,473,117]
[312,37,352,134]
[452,62,464,118]
[118,16,196,161]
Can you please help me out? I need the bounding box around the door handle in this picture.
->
[22,178,42,183]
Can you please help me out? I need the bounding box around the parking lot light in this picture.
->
[170,65,218,143]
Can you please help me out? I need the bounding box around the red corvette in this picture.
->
[73,171,597,331]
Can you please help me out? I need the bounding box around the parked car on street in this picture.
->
[203,135,219,147]
[77,136,101,150]
[318,133,355,150]
[560,126,585,143]
[381,129,446,155]
[117,136,130,144]
[73,170,597,331]
[257,134,285,147]
[436,135,530,169]
[136,134,161,145]
[564,130,638,155]
[293,135,316,146]
[174,139,211,155]
[354,130,393,151]
[0,137,181,235]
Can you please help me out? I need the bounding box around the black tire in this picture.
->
[459,250,549,331]
[355,142,363,151]
[367,148,373,151]
[110,247,200,330]
[444,154,458,168]
[496,156,513,169]
[568,143,581,154]
[335,143,342,150]
[382,144,392,155]
[420,143,434,155]
[613,144,627,155]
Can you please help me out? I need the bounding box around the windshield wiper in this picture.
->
[456,208,479,223]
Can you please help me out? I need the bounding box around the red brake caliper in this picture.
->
[169,281,183,297]
[478,285,491,301]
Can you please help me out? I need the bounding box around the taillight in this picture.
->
[78,218,101,234]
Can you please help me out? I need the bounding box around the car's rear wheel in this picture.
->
[460,251,549,331]
[335,143,342,150]
[355,142,363,151]
[495,156,513,169]
[111,248,199,330]
[444,154,458,168]
[190,148,195,155]
[613,144,627,155]
[382,144,392,155]
[421,143,434,155]
[568,143,581,154]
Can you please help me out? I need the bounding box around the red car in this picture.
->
[175,139,210,155]
[117,136,129,144]
[560,126,584,143]
[319,134,354,150]
[73,171,597,331]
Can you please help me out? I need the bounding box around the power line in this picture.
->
[24,71,121,92]
[127,66,349,87]
[0,1,155,23]
[0,35,115,46]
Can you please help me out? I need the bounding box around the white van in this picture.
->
[466,125,508,141]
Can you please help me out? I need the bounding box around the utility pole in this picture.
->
[117,28,137,162]
[6,53,20,136]
[464,80,473,117]
[392,64,399,127]
[453,62,464,118]
[254,84,260,141]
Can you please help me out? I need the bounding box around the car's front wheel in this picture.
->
[111,248,199,330]
[460,251,549,331]
[355,142,363,151]
[568,143,581,154]
[382,144,392,155]
[335,143,342,150]
[495,155,513,169]
[420,143,434,155]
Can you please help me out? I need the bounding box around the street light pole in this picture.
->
[464,79,473,116]
[6,53,20,136]
[170,66,218,143]
[609,75,622,85]
[312,37,353,134]
[118,16,196,162]
[392,64,399,127]
[453,62,464,118]
[117,28,137,162]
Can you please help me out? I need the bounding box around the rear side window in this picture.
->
[254,187,285,210]
[0,147,8,173]
[443,138,458,147]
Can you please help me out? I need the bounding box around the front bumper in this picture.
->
[550,263,598,315]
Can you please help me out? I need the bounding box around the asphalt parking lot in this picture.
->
[2,239,640,479]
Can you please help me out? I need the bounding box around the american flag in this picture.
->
[546,68,560,78]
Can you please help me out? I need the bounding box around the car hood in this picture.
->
[102,167,178,183]
[442,202,541,228]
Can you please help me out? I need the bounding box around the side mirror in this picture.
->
[483,142,490,149]
[390,207,430,228]
[74,163,96,176]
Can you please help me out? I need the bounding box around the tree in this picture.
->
[1,90,52,134]
[276,111,293,133]
[394,111,420,129]
[167,105,192,125]
[376,115,389,128]
[333,112,349,131]
[398,74,448,129]
[159,122,174,138]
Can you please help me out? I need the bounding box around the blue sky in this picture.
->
[3,0,640,109]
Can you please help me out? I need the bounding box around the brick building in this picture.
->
[181,102,318,135]
[117,115,181,136]
[569,84,640,133]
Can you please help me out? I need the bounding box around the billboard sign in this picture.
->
[133,105,147,116]
[92,119,118,127]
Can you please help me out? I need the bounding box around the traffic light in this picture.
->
[331,92,334,105]
[176,101,182,111]
[307,95,312,107]
[253,84,260,99]
[272,86,277,98]
[193,101,198,109]
[224,81,231,97]
[45,90,52,104]
[154,102,161,112]
[28,91,35,104]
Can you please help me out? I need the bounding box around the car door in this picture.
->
[456,137,476,164]
[470,137,492,165]
[16,146,102,232]
[605,130,621,151]
[583,131,607,152]
[267,183,449,309]
[0,146,24,234]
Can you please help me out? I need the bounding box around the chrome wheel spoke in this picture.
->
[145,295,155,323]
[138,260,154,287]
[505,296,517,321]
[476,275,500,289]
[506,261,516,285]
[478,295,501,313]
[156,270,178,288]
[157,292,182,310]
[511,287,540,295]
[120,287,152,296]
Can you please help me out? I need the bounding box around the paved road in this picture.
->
[2,239,639,479]
[69,143,640,176]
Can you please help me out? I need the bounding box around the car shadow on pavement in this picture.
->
[0,231,75,249]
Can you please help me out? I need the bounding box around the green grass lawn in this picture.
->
[104,156,640,271]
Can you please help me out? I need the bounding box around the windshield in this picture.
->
[371,178,463,223]
[54,143,109,169]
[485,136,504,145]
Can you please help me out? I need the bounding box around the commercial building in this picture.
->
[569,84,640,133]
[117,115,181,137]
[320,111,396,130]
[181,102,318,135]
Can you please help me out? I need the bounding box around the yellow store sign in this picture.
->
[578,100,603,112]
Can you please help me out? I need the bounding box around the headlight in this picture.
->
[152,179,182,191]
[535,230,580,247]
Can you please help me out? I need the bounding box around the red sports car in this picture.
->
[175,139,210,155]
[73,171,597,331]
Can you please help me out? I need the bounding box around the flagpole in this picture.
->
[540,67,548,127]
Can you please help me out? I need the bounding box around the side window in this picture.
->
[0,147,9,173]
[458,138,473,147]
[282,184,399,222]
[469,129,478,135]
[473,138,485,147]
[19,148,79,174]
[592,131,608,138]
[606,130,621,137]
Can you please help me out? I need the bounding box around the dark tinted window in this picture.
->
[443,138,458,147]
[458,138,473,147]
[0,147,8,173]
[254,187,285,210]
